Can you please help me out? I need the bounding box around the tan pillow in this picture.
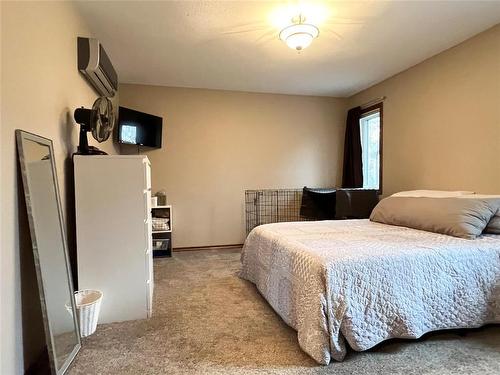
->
[456,194,500,234]
[370,196,500,239]
[486,215,500,234]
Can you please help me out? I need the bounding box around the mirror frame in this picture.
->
[16,130,81,374]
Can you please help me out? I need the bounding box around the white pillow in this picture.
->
[391,190,475,198]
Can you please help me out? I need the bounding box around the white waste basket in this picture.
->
[66,289,103,337]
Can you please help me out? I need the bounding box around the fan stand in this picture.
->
[74,107,108,155]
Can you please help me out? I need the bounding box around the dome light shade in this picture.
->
[279,23,319,51]
[285,32,314,50]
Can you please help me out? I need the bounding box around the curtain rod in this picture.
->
[360,96,386,109]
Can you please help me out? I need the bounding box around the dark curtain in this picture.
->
[342,106,363,188]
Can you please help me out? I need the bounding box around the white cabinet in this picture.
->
[74,155,153,324]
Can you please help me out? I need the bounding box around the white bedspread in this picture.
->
[240,219,500,364]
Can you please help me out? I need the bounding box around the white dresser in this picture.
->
[74,155,153,324]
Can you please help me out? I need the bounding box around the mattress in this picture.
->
[240,219,500,364]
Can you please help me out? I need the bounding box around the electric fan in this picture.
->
[73,96,116,155]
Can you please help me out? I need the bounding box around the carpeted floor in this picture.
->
[70,248,500,374]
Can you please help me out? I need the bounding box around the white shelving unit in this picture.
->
[151,204,172,256]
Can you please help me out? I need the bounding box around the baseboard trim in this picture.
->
[173,244,243,252]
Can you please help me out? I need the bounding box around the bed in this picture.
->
[240,219,500,364]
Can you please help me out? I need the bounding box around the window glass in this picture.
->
[359,111,380,190]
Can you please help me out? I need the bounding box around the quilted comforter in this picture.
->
[240,219,500,364]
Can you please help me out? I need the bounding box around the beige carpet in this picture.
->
[70,248,500,374]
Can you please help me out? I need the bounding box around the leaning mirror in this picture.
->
[16,130,81,374]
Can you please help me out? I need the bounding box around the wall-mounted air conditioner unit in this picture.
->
[77,37,118,97]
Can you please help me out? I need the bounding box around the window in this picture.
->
[359,104,382,191]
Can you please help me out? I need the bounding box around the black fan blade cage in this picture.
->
[91,96,115,143]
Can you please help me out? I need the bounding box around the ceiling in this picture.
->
[75,1,500,97]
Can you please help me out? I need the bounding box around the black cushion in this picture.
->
[300,187,337,220]
[335,189,379,219]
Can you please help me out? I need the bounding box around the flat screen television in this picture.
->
[117,106,162,148]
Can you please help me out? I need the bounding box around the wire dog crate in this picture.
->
[245,189,308,235]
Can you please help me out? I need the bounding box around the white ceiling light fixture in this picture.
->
[279,14,319,51]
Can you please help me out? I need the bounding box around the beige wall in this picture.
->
[1,2,118,373]
[348,24,500,196]
[119,85,346,248]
